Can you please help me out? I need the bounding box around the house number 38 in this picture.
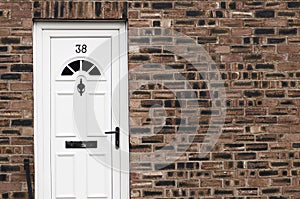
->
[75,44,87,53]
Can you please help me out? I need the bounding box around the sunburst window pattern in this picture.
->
[61,60,101,76]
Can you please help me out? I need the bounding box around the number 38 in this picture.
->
[75,44,87,53]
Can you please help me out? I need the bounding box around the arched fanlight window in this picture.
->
[61,59,101,76]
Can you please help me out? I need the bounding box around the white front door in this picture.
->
[34,22,129,199]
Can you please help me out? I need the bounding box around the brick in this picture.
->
[142,135,163,143]
[11,137,33,145]
[288,90,300,97]
[268,38,286,44]
[155,180,175,186]
[0,29,10,36]
[0,174,7,181]
[236,153,256,160]
[95,2,101,17]
[11,64,32,72]
[0,183,21,191]
[11,119,32,126]
[231,45,251,53]
[1,37,20,44]
[255,28,275,35]
[272,178,291,186]
[0,46,8,52]
[0,165,20,172]
[10,83,32,91]
[266,90,285,98]
[259,170,278,176]
[178,180,199,187]
[152,2,173,9]
[201,162,223,170]
[278,11,295,17]
[278,45,300,53]
[288,2,300,8]
[0,55,20,63]
[12,192,26,198]
[262,188,280,194]
[212,153,232,160]
[186,10,203,17]
[143,190,163,197]
[201,179,222,187]
[130,144,151,152]
[221,54,243,62]
[255,10,275,18]
[237,188,258,196]
[154,163,175,170]
[255,63,274,70]
[279,28,297,35]
[198,37,217,44]
[0,137,9,145]
[214,189,233,195]
[244,90,263,98]
[283,187,300,194]
[247,161,269,169]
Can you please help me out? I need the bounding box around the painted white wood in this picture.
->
[34,21,129,199]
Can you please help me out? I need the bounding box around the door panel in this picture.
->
[55,154,76,197]
[87,154,110,197]
[55,93,76,137]
[87,93,108,137]
[51,36,112,199]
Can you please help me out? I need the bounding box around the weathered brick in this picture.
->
[244,90,263,98]
[11,119,32,126]
[255,63,274,70]
[279,28,297,35]
[236,153,256,160]
[246,143,268,151]
[186,10,203,17]
[288,2,300,8]
[1,37,20,44]
[259,170,278,176]
[178,180,199,187]
[143,190,163,197]
[152,2,173,9]
[268,38,286,44]
[247,161,269,169]
[214,189,233,195]
[255,10,275,18]
[0,165,20,172]
[255,28,275,34]
[155,180,175,187]
[155,163,175,170]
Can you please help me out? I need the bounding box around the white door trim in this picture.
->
[33,21,129,199]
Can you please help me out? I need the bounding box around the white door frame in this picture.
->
[33,21,129,199]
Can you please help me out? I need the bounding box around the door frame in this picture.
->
[33,21,129,199]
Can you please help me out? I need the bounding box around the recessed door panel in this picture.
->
[55,154,76,198]
[55,93,75,137]
[87,93,108,137]
[87,154,110,198]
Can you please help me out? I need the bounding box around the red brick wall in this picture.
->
[0,1,300,198]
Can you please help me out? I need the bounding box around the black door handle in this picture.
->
[105,127,119,149]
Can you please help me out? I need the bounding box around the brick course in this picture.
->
[0,0,299,198]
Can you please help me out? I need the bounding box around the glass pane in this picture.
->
[89,67,101,76]
[61,67,73,76]
[82,61,93,72]
[69,60,80,72]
